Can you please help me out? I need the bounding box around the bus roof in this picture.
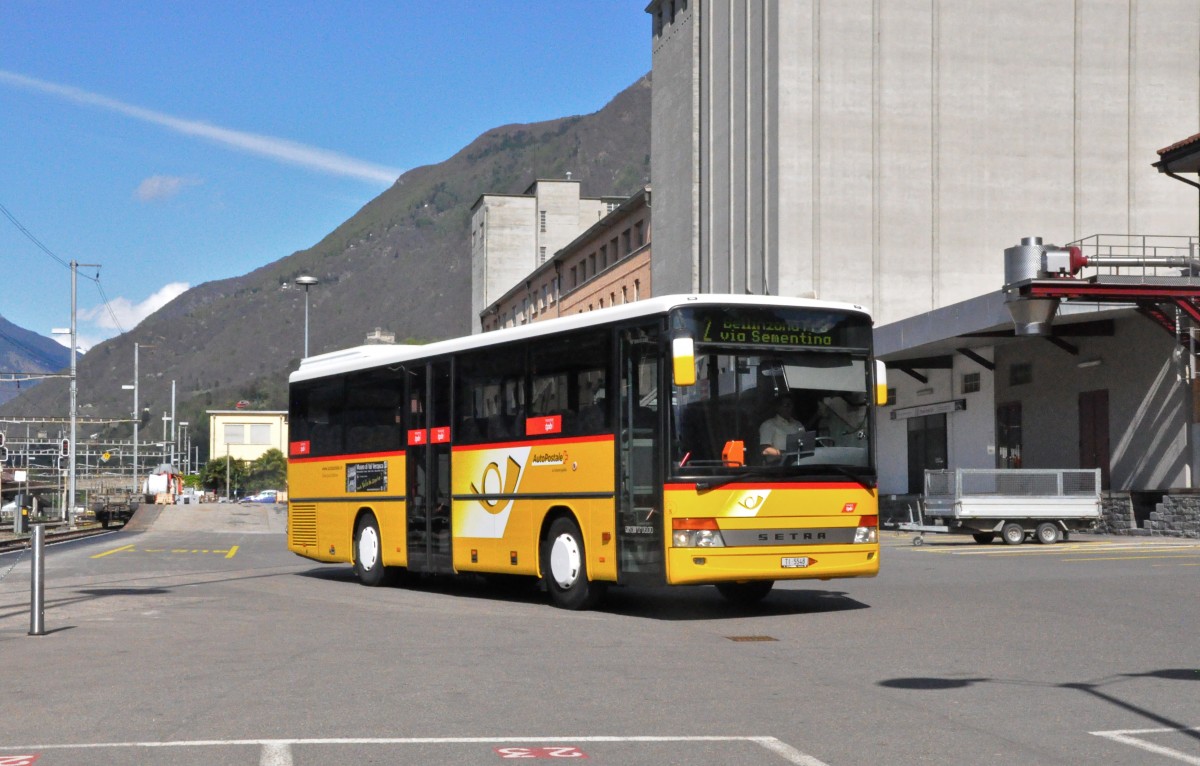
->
[289,293,871,384]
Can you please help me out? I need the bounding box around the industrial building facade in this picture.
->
[645,0,1200,505]
[470,2,1200,513]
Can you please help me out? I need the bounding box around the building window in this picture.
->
[589,253,596,277]
[621,286,628,304]
[599,245,607,270]
[635,220,645,247]
[539,210,546,233]
[622,229,632,255]
[539,246,546,265]
[250,424,272,444]
[1009,362,1032,386]
[962,372,981,394]
[885,387,897,406]
[634,279,641,300]
[570,266,577,288]
[223,424,245,444]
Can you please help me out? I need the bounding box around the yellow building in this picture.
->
[207,410,288,463]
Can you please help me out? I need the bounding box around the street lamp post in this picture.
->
[294,275,319,357]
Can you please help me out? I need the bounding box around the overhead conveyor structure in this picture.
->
[1003,235,1200,377]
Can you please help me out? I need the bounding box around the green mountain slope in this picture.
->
[0,75,651,457]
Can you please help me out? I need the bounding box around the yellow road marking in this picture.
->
[90,544,239,558]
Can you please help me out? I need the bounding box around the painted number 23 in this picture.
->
[495,746,588,759]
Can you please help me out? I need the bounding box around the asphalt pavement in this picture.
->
[0,503,1197,765]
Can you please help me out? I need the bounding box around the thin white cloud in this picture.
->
[1,70,401,185]
[80,281,190,332]
[135,174,202,202]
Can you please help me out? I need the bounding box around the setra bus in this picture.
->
[286,294,887,609]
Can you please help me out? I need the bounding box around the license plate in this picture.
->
[781,556,810,568]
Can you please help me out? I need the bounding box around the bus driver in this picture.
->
[759,395,804,463]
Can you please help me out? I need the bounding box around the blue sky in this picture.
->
[0,1,652,350]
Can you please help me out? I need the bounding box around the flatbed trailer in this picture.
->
[90,488,140,528]
[902,468,1101,545]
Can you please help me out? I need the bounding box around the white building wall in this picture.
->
[649,0,1200,322]
[470,195,534,329]
[471,181,613,332]
[992,316,1190,491]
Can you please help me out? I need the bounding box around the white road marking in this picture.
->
[0,735,828,764]
[1091,727,1200,764]
[260,740,293,766]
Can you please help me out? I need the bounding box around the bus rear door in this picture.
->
[406,360,454,573]
[617,323,665,585]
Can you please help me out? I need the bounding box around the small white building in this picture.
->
[208,410,288,463]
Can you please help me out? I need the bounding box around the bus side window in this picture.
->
[530,330,609,436]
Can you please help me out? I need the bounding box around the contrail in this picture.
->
[0,70,401,185]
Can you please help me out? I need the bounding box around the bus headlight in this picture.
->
[854,515,878,544]
[671,518,726,548]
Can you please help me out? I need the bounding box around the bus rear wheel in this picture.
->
[715,580,774,605]
[354,514,388,586]
[541,516,605,610]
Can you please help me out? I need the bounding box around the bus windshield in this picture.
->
[669,308,875,484]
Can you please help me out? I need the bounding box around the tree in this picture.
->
[247,448,287,493]
[201,455,248,498]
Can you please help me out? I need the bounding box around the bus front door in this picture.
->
[617,324,665,585]
[406,361,454,573]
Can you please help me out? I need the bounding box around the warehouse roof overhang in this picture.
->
[874,290,1129,376]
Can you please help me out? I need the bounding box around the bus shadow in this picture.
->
[295,566,870,618]
[602,585,870,621]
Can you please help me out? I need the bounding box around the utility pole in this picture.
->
[170,379,176,470]
[122,342,140,497]
[65,261,101,528]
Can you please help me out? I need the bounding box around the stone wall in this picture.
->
[1103,492,1200,538]
[1100,492,1135,535]
[1146,495,1200,539]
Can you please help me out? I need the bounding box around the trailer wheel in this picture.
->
[1036,522,1061,545]
[972,533,995,544]
[1001,522,1025,546]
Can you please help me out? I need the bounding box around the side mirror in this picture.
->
[672,336,696,387]
[874,360,888,406]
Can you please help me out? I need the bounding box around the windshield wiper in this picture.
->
[693,465,877,492]
[695,469,784,492]
[790,463,876,489]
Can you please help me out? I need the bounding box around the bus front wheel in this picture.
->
[541,516,605,610]
[715,580,774,605]
[354,514,387,586]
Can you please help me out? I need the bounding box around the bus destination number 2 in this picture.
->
[494,746,588,759]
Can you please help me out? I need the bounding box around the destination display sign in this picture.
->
[683,307,871,349]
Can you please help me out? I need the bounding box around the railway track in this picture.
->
[0,525,115,555]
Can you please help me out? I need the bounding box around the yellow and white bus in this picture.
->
[286,294,886,609]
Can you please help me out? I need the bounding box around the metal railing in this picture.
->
[925,468,1100,500]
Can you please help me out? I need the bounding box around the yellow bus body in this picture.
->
[663,482,880,584]
[289,437,878,588]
